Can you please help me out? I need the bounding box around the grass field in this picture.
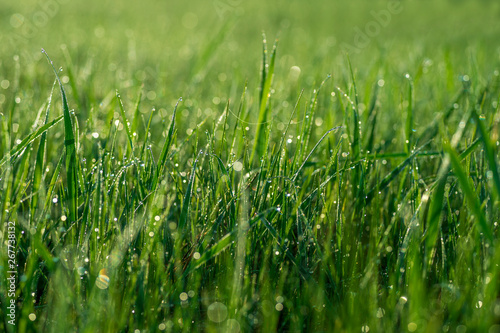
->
[1,0,500,332]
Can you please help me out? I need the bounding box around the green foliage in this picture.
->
[1,1,500,332]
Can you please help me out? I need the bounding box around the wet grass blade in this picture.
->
[140,108,155,160]
[423,156,449,266]
[347,55,361,160]
[31,82,55,221]
[116,90,134,155]
[365,143,428,205]
[186,208,310,280]
[416,88,466,144]
[152,99,180,191]
[292,126,342,181]
[250,37,277,164]
[364,80,379,153]
[0,115,63,167]
[131,88,143,140]
[296,76,331,167]
[405,74,414,154]
[423,107,473,262]
[178,154,198,232]
[259,215,312,281]
[43,154,63,214]
[445,143,494,242]
[471,109,500,200]
[61,45,82,111]
[42,49,78,224]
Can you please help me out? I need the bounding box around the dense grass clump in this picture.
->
[1,0,500,332]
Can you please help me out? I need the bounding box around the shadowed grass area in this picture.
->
[1,0,500,332]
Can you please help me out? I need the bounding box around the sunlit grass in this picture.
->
[1,1,500,332]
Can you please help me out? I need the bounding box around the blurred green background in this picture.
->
[1,0,499,146]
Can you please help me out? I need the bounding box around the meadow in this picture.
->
[1,0,500,332]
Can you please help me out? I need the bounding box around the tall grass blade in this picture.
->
[445,143,494,242]
[43,154,63,214]
[152,99,181,191]
[178,154,198,232]
[116,90,134,154]
[347,55,361,160]
[42,49,79,225]
[131,88,143,139]
[31,82,55,221]
[250,37,277,164]
[405,74,414,154]
[471,109,500,200]
[292,126,342,181]
[365,143,428,205]
[0,115,63,167]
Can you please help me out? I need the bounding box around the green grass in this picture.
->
[1,0,500,332]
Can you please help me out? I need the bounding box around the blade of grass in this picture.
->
[364,79,380,153]
[152,99,181,191]
[250,37,277,164]
[42,154,64,214]
[347,55,361,160]
[296,76,331,167]
[292,126,342,181]
[178,152,198,232]
[131,87,143,140]
[31,81,56,222]
[61,44,82,112]
[0,115,64,167]
[116,90,134,155]
[365,142,429,205]
[471,109,500,200]
[140,108,155,161]
[405,74,414,154]
[445,143,494,242]
[42,49,78,225]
